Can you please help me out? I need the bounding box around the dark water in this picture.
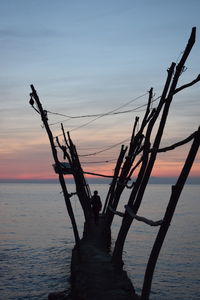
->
[0,183,199,299]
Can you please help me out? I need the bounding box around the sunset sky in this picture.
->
[0,0,200,181]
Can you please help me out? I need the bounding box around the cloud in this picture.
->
[0,28,64,39]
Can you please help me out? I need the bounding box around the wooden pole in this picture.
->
[66,130,92,223]
[112,28,197,267]
[30,85,80,246]
[106,91,153,229]
[111,63,175,266]
[141,127,200,300]
[102,145,127,214]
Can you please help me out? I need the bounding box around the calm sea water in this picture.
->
[0,182,199,300]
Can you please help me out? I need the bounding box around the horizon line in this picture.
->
[0,176,199,185]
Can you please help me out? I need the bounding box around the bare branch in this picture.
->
[108,206,124,217]
[125,205,163,226]
[103,145,127,214]
[108,205,163,226]
[127,157,143,180]
[154,131,196,153]
[126,181,136,189]
[30,85,80,246]
[139,88,153,132]
[141,126,200,300]
[126,131,196,185]
[61,123,70,148]
[175,27,196,75]
[129,116,139,148]
[174,74,200,94]
[56,136,72,163]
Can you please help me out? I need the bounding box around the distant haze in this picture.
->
[0,176,199,185]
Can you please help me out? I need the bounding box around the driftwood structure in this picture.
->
[29,27,200,300]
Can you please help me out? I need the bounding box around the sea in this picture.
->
[0,182,199,300]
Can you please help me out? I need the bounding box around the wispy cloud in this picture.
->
[0,28,64,39]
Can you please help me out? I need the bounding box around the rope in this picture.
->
[69,93,149,132]
[48,92,149,128]
[79,137,130,157]
[81,158,117,164]
[47,92,148,119]
[83,171,115,178]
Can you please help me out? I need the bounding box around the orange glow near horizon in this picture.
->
[0,130,199,181]
[1,156,199,180]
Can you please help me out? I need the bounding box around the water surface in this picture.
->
[0,183,199,299]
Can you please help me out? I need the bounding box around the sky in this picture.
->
[0,0,200,181]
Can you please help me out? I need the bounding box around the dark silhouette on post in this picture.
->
[91,190,102,225]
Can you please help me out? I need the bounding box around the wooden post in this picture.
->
[102,145,127,214]
[131,27,196,215]
[106,91,153,229]
[141,127,200,300]
[112,28,197,267]
[66,130,92,223]
[30,85,80,246]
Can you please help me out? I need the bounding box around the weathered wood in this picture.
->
[65,130,92,223]
[70,217,139,300]
[155,131,197,153]
[103,145,127,214]
[112,28,197,268]
[125,205,163,226]
[135,27,196,208]
[30,85,80,246]
[106,89,154,229]
[108,205,125,217]
[129,116,140,154]
[141,127,200,300]
[174,74,200,94]
[112,62,176,267]
[108,205,163,226]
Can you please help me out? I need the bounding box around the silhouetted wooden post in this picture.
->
[66,130,92,223]
[102,145,127,214]
[29,85,80,246]
[112,27,198,267]
[111,64,175,266]
[130,27,196,216]
[141,127,200,300]
[106,90,153,229]
[56,125,92,224]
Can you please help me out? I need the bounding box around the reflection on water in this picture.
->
[0,183,200,299]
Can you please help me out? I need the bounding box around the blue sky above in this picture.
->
[0,0,199,179]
